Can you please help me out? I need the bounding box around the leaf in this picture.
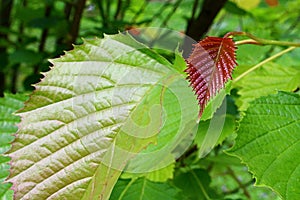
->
[185,36,237,117]
[7,33,198,199]
[110,177,182,200]
[233,63,300,110]
[232,0,260,10]
[173,169,218,200]
[228,92,300,200]
[195,114,236,158]
[121,162,175,182]
[0,94,27,200]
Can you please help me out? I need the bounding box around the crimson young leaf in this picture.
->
[185,36,237,117]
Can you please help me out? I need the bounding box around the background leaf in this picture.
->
[228,92,300,200]
[173,168,218,200]
[233,63,300,110]
[7,33,198,199]
[110,177,182,200]
[0,93,27,200]
[185,36,237,117]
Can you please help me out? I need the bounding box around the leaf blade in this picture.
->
[0,93,27,200]
[7,33,198,199]
[228,92,300,200]
[185,36,237,117]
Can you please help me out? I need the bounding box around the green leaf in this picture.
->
[7,33,198,199]
[233,63,300,110]
[121,162,175,182]
[0,93,27,200]
[228,92,300,200]
[195,113,235,158]
[173,169,218,200]
[224,1,248,15]
[110,177,182,200]
[201,81,232,121]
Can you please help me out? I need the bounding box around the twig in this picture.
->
[226,31,300,47]
[226,167,251,199]
[233,46,296,83]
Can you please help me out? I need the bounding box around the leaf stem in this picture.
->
[233,46,296,83]
[225,31,300,47]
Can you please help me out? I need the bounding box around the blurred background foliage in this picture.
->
[0,0,299,198]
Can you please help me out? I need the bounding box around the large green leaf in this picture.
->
[233,63,300,110]
[7,33,198,199]
[0,93,27,200]
[228,92,300,200]
[110,177,181,200]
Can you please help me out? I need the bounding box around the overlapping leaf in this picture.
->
[173,169,218,199]
[185,36,237,117]
[0,93,27,199]
[110,177,181,200]
[6,33,198,199]
[228,92,300,200]
[233,63,300,110]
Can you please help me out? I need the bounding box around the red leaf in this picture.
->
[185,36,237,117]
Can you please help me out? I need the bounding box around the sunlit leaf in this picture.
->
[7,33,198,199]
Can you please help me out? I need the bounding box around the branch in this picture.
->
[227,31,300,47]
[66,0,87,49]
[185,0,228,41]
[226,167,251,199]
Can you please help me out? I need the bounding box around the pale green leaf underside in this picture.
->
[0,93,27,200]
[7,33,198,199]
[228,92,300,200]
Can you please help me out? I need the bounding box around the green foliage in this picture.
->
[228,92,300,200]
[6,33,198,199]
[173,169,218,199]
[0,93,27,199]
[1,0,300,199]
[110,177,181,200]
[233,63,300,110]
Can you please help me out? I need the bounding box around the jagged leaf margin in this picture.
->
[228,92,300,200]
[6,33,198,199]
[0,93,27,199]
[185,36,237,117]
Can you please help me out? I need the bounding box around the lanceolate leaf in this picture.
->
[228,92,300,200]
[185,36,237,117]
[7,33,198,199]
[0,93,27,200]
